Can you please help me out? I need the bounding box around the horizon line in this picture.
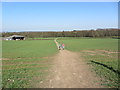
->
[1,28,118,33]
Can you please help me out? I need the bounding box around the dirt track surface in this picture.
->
[37,39,104,88]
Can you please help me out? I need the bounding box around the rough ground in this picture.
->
[37,39,104,88]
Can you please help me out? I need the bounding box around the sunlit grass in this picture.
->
[2,40,58,88]
[59,38,118,88]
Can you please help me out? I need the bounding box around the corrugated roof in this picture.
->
[10,35,24,37]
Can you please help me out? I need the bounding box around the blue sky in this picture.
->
[2,2,118,32]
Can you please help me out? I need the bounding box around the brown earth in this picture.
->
[36,39,105,88]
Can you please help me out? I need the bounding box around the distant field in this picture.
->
[58,38,119,88]
[3,40,57,58]
[58,38,118,51]
[29,37,88,40]
[2,40,58,88]
[28,37,55,40]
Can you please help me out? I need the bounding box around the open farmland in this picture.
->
[58,38,119,88]
[2,38,119,88]
[2,40,58,88]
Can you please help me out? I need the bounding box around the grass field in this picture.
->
[2,38,119,88]
[28,37,56,40]
[58,38,118,51]
[2,40,58,88]
[58,38,119,88]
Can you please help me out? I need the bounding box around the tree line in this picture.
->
[1,28,119,38]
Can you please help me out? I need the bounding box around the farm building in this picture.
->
[4,35,25,40]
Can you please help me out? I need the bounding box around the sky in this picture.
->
[2,2,118,32]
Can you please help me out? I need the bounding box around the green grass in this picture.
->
[2,40,58,88]
[58,38,119,88]
[28,37,56,40]
[2,66,48,88]
[58,38,118,51]
[2,40,57,58]
[2,38,119,88]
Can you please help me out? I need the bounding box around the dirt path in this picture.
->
[38,39,104,88]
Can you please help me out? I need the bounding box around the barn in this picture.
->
[4,35,25,40]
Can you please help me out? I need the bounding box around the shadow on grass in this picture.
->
[91,60,120,75]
